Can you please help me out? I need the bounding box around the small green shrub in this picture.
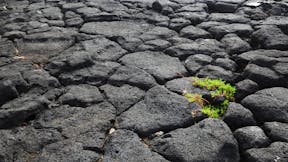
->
[183,77,236,118]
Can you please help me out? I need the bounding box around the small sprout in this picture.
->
[183,77,236,118]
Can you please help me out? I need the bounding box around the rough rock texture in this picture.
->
[1,0,288,161]
[234,126,270,150]
[151,118,240,162]
[241,87,288,123]
[117,86,200,136]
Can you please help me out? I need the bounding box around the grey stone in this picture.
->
[208,13,250,23]
[139,26,177,41]
[235,79,259,100]
[223,102,256,130]
[221,33,251,54]
[197,65,236,82]
[102,130,169,162]
[117,86,200,136]
[179,25,211,39]
[58,84,103,107]
[209,23,253,39]
[58,61,120,86]
[243,142,288,162]
[185,54,213,74]
[0,39,16,57]
[0,126,63,162]
[108,66,158,89]
[36,102,116,151]
[252,25,288,50]
[165,39,224,58]
[197,21,228,30]
[120,51,187,83]
[81,37,127,61]
[42,7,63,20]
[263,122,288,142]
[241,87,288,123]
[234,126,270,150]
[0,80,18,106]
[165,77,210,94]
[214,58,237,71]
[22,69,60,88]
[243,63,283,88]
[80,21,150,38]
[151,118,240,162]
[100,84,145,115]
[170,12,208,25]
[17,30,75,56]
[0,95,48,128]
[31,139,101,162]
[169,18,191,31]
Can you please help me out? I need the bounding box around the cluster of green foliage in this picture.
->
[183,77,236,118]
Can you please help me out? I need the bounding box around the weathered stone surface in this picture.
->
[58,61,120,86]
[139,26,177,41]
[17,30,75,56]
[214,58,237,71]
[31,139,101,162]
[117,86,200,136]
[22,69,60,88]
[81,37,127,61]
[263,122,288,142]
[234,126,270,150]
[165,77,209,94]
[197,65,236,82]
[221,33,251,54]
[243,142,288,162]
[209,23,253,38]
[165,39,224,58]
[242,63,284,88]
[252,25,288,50]
[108,65,158,89]
[0,95,48,128]
[80,21,150,38]
[223,102,256,130]
[120,51,187,82]
[208,13,250,23]
[0,80,19,106]
[58,84,103,107]
[151,118,240,162]
[35,102,116,151]
[100,84,145,115]
[179,25,211,39]
[241,87,288,123]
[102,130,169,162]
[0,39,16,57]
[235,79,259,100]
[185,54,213,74]
[0,126,63,162]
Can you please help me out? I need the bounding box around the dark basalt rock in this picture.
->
[223,102,256,131]
[2,1,288,161]
[0,95,49,128]
[151,118,240,162]
[243,142,288,162]
[234,126,270,151]
[117,86,201,136]
[241,87,288,123]
[58,84,103,107]
[100,84,145,115]
[252,25,288,50]
[120,51,187,83]
[263,122,288,142]
[102,130,169,162]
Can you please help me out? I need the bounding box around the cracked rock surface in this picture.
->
[0,0,288,161]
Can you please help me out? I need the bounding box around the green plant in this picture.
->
[183,77,236,118]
